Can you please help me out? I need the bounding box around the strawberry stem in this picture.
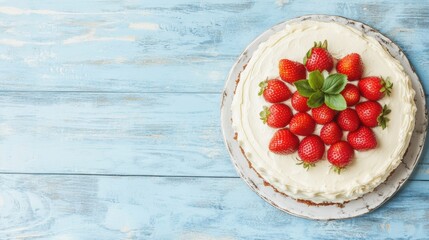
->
[259,106,270,124]
[380,77,393,96]
[377,104,391,129]
[331,166,344,174]
[258,80,268,96]
[296,160,316,171]
[321,40,328,49]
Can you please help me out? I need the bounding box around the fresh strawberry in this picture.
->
[304,40,334,72]
[279,59,307,84]
[258,79,292,103]
[291,91,310,112]
[260,104,293,128]
[327,141,354,173]
[320,122,343,145]
[355,101,390,129]
[336,108,360,131]
[358,76,393,101]
[297,135,325,170]
[269,128,300,154]
[347,126,377,151]
[341,84,360,106]
[336,53,363,81]
[289,112,316,136]
[311,104,336,124]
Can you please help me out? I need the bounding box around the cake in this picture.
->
[231,20,416,204]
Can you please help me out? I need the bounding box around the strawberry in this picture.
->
[289,112,316,136]
[311,104,336,125]
[347,126,377,151]
[279,59,307,84]
[336,108,360,131]
[269,128,300,154]
[297,135,325,170]
[304,40,334,72]
[258,79,292,103]
[291,91,310,112]
[320,122,343,145]
[358,76,393,101]
[341,84,360,106]
[336,53,363,81]
[327,141,354,174]
[355,101,391,129]
[260,104,293,128]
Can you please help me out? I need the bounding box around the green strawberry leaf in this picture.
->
[308,70,324,90]
[380,77,393,96]
[258,80,268,96]
[294,80,316,97]
[322,40,328,49]
[259,106,270,124]
[321,73,347,94]
[324,94,347,111]
[307,91,324,108]
[377,104,391,129]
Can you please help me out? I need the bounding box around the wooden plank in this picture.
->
[0,92,235,176]
[0,92,427,180]
[0,0,427,92]
[0,174,426,239]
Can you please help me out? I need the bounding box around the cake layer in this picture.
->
[231,20,416,203]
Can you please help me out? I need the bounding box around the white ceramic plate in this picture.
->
[221,15,427,220]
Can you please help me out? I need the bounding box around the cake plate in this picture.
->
[220,15,427,220]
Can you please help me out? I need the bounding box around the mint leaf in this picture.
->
[294,80,316,97]
[308,70,324,90]
[307,91,324,108]
[325,94,346,111]
[321,73,347,94]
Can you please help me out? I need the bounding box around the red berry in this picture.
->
[298,135,325,169]
[355,101,382,128]
[279,59,307,84]
[336,108,360,131]
[341,84,360,106]
[260,104,293,128]
[289,112,316,136]
[269,128,300,154]
[291,91,310,112]
[355,101,391,129]
[311,104,336,125]
[347,126,377,151]
[336,53,363,81]
[328,141,354,173]
[358,76,393,101]
[258,79,291,103]
[320,122,343,145]
[304,40,334,72]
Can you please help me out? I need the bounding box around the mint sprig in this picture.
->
[294,71,347,110]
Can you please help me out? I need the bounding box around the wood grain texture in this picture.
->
[0,0,427,93]
[0,92,427,180]
[0,175,427,239]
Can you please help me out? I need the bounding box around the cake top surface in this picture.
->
[231,20,416,203]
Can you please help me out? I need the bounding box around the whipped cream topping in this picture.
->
[231,20,416,203]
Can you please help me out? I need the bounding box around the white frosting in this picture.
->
[231,20,416,203]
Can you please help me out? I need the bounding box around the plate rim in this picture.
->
[220,14,428,220]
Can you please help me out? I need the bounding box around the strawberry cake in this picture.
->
[231,20,416,204]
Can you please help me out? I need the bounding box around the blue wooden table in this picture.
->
[0,0,428,239]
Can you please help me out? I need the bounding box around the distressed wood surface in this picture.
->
[0,175,427,239]
[0,0,427,93]
[0,0,427,238]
